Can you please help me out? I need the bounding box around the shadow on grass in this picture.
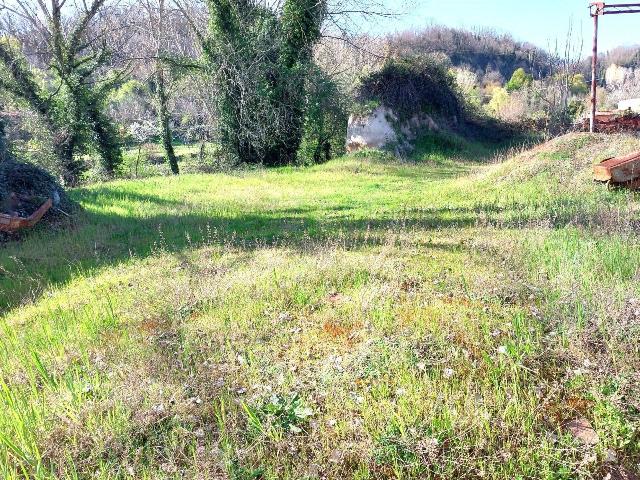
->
[0,189,615,312]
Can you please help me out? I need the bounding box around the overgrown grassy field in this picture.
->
[1,133,639,479]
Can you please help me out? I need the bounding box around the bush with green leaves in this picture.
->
[0,157,73,216]
[505,68,534,93]
[355,54,463,123]
[487,87,510,114]
[244,393,314,437]
[570,74,589,96]
[298,67,348,165]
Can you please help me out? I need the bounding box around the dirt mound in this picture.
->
[0,159,73,220]
[490,133,640,187]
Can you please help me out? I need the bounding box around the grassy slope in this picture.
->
[1,133,639,479]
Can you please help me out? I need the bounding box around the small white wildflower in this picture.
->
[395,387,407,396]
[497,345,508,355]
[294,406,314,419]
[443,368,455,379]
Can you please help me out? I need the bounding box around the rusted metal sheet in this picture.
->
[0,198,53,233]
[594,151,640,183]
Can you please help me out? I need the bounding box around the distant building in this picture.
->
[618,98,640,113]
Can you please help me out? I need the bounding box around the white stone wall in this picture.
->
[346,106,398,152]
[346,106,441,153]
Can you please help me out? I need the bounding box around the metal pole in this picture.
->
[591,10,599,133]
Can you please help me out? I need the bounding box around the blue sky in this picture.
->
[364,0,640,56]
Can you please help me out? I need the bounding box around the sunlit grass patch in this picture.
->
[1,133,640,478]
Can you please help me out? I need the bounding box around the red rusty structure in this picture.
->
[582,111,640,132]
[0,198,53,233]
[594,151,640,187]
[589,2,640,132]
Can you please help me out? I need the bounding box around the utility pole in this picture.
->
[589,2,640,133]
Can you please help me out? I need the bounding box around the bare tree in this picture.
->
[0,0,129,181]
[138,0,180,174]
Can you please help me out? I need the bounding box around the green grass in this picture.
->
[1,133,639,479]
[114,143,224,179]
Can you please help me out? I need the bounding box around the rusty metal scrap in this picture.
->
[0,198,53,233]
[594,151,640,189]
[582,112,640,133]
[588,3,640,132]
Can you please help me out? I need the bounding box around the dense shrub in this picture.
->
[0,158,73,216]
[298,67,348,164]
[570,74,589,95]
[355,55,462,122]
[505,68,533,92]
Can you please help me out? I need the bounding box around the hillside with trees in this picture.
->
[387,26,553,83]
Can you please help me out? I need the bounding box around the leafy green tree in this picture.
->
[299,67,347,164]
[0,0,124,182]
[487,86,509,114]
[202,0,327,166]
[155,69,179,174]
[569,74,588,96]
[46,0,124,177]
[505,68,533,92]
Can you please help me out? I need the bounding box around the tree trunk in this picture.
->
[84,98,123,175]
[0,110,7,162]
[156,69,179,175]
[53,131,82,186]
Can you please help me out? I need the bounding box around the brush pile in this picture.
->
[0,158,73,220]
